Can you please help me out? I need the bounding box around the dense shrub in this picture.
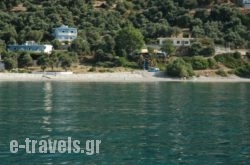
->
[166,58,194,78]
[200,46,215,56]
[182,56,209,70]
[235,64,250,77]
[88,67,97,72]
[214,52,245,69]
[114,57,139,68]
[96,61,116,68]
[246,52,250,59]
[3,57,17,70]
[18,53,33,68]
[0,0,249,70]
[189,42,215,56]
[191,56,209,70]
[216,69,228,77]
[182,56,193,63]
[207,58,217,69]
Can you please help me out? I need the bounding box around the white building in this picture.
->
[242,0,250,8]
[8,41,53,54]
[158,37,193,47]
[0,54,4,70]
[52,25,77,42]
[0,62,4,70]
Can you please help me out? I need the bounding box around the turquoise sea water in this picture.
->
[0,82,250,165]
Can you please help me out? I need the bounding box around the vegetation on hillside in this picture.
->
[0,0,249,77]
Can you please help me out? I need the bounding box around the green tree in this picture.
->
[207,58,217,69]
[197,0,213,6]
[161,40,175,56]
[86,30,101,50]
[166,58,194,78]
[189,42,203,56]
[101,34,116,54]
[115,26,144,56]
[191,56,209,70]
[18,53,33,68]
[170,26,181,37]
[3,57,17,70]
[0,2,7,10]
[48,53,59,71]
[204,21,223,40]
[51,39,62,50]
[0,40,6,54]
[176,14,191,28]
[235,63,250,78]
[194,9,209,21]
[69,38,90,55]
[183,0,198,9]
[26,30,44,43]
[200,46,215,56]
[60,54,72,71]
[0,25,18,44]
[95,49,105,62]
[192,26,205,38]
[37,55,49,71]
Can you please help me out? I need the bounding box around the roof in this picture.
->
[55,25,77,30]
[158,37,194,40]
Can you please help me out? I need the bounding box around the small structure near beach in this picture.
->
[0,55,5,70]
[8,41,53,54]
[158,28,194,47]
[242,0,250,8]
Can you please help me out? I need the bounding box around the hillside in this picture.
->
[0,1,249,45]
[0,0,249,77]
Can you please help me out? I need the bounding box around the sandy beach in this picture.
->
[0,72,249,83]
[0,71,250,83]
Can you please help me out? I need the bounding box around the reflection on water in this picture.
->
[44,82,53,113]
[0,82,249,165]
[41,82,53,135]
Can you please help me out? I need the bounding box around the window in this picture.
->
[184,41,189,45]
[176,41,180,44]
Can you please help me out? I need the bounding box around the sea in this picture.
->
[0,82,249,165]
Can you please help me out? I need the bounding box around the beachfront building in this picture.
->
[158,37,193,47]
[0,62,4,70]
[8,41,53,54]
[242,0,250,8]
[158,28,194,47]
[52,25,77,42]
[0,55,4,70]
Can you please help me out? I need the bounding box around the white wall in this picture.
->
[0,62,5,70]
[159,38,192,47]
[43,45,53,54]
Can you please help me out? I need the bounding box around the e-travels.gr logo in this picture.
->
[10,137,101,155]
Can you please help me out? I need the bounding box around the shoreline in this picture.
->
[0,72,250,83]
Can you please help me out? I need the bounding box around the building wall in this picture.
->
[53,25,77,42]
[173,39,191,46]
[43,45,53,54]
[242,0,250,8]
[243,0,250,3]
[0,62,5,70]
[8,42,53,54]
[158,38,192,47]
